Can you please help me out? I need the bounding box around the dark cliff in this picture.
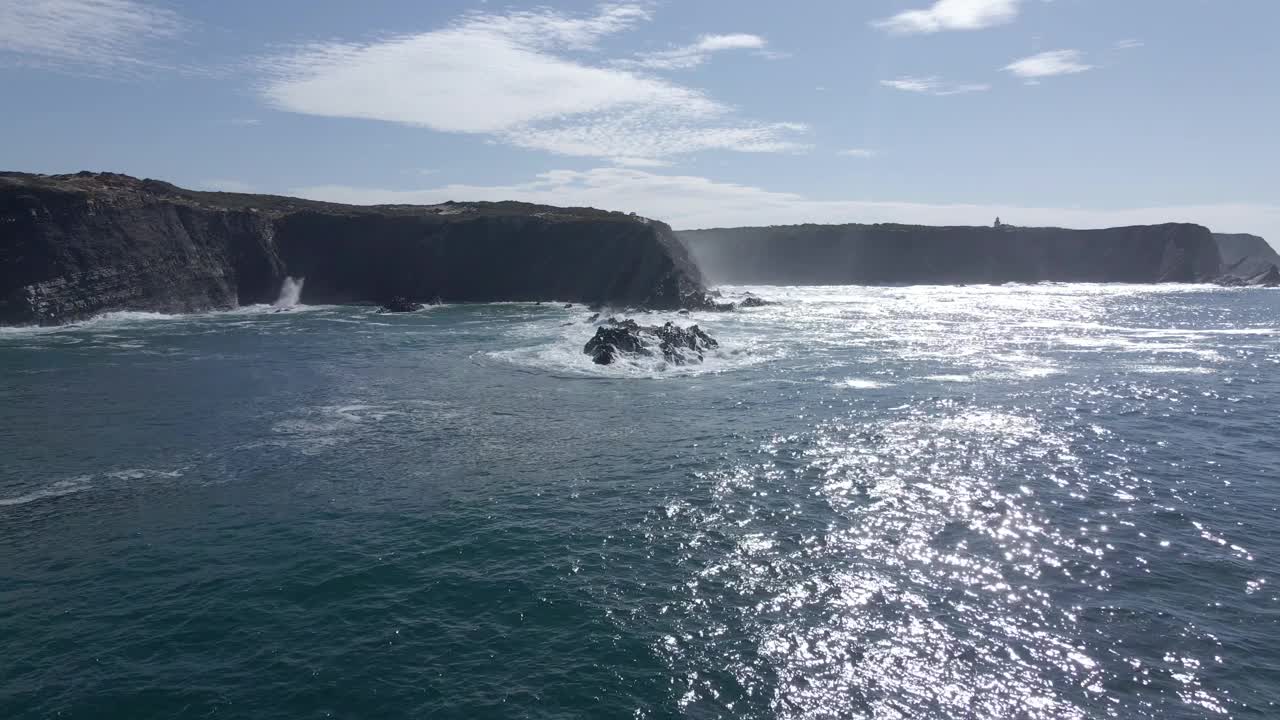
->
[677,223,1222,286]
[0,172,708,325]
[1214,233,1279,278]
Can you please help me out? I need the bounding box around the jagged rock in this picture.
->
[1214,264,1280,287]
[737,295,773,308]
[583,318,718,365]
[1251,265,1280,287]
[585,321,651,365]
[653,321,718,364]
[378,296,424,313]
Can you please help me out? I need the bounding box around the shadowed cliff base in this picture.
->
[678,223,1224,286]
[0,171,710,326]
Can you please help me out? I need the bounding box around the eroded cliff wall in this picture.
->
[0,172,707,325]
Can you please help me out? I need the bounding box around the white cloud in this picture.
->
[1115,38,1143,50]
[0,0,183,72]
[837,149,876,158]
[228,118,262,127]
[287,167,1280,244]
[258,4,804,160]
[874,0,1020,35]
[1004,49,1092,78]
[880,76,991,96]
[611,156,673,168]
[199,179,256,194]
[618,33,768,70]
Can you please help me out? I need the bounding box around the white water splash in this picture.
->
[274,277,305,308]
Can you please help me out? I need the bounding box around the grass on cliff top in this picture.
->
[0,171,655,225]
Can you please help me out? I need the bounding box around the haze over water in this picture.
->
[2,284,1278,719]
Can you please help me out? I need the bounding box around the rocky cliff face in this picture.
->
[679,223,1223,286]
[0,172,708,325]
[1214,233,1280,278]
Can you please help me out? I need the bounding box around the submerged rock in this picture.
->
[378,296,424,313]
[583,318,718,365]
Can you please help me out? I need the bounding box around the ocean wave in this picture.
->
[0,303,340,339]
[0,467,185,508]
[0,477,93,507]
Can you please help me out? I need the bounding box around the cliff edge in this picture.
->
[0,172,709,325]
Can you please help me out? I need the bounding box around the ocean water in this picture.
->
[1,284,1278,719]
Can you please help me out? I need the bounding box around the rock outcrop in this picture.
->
[377,297,425,313]
[0,171,711,325]
[1215,263,1280,288]
[1213,233,1280,280]
[679,223,1223,286]
[584,318,718,365]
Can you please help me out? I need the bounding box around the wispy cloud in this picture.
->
[290,167,1280,242]
[199,179,256,194]
[0,0,184,74]
[617,33,768,70]
[1004,49,1092,79]
[611,156,673,168]
[257,3,805,160]
[1115,38,1143,50]
[837,148,876,158]
[873,0,1020,35]
[880,76,991,96]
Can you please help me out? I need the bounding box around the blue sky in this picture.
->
[2,0,1277,239]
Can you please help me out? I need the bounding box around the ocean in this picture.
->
[1,284,1277,719]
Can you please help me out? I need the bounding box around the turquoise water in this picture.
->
[2,285,1278,719]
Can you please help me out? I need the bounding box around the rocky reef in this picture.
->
[679,223,1223,285]
[377,296,425,313]
[584,318,718,365]
[0,171,711,325]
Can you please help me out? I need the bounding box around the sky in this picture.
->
[1,0,1278,240]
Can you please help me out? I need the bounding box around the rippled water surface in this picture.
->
[2,285,1278,719]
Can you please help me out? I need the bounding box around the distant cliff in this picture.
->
[1214,233,1279,278]
[0,172,709,325]
[678,223,1222,286]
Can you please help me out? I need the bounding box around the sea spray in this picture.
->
[274,277,305,308]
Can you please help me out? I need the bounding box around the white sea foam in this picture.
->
[0,477,93,507]
[1133,365,1217,375]
[835,378,894,389]
[274,276,305,308]
[486,308,782,379]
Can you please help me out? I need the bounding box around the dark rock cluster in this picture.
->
[377,297,425,313]
[584,318,719,365]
